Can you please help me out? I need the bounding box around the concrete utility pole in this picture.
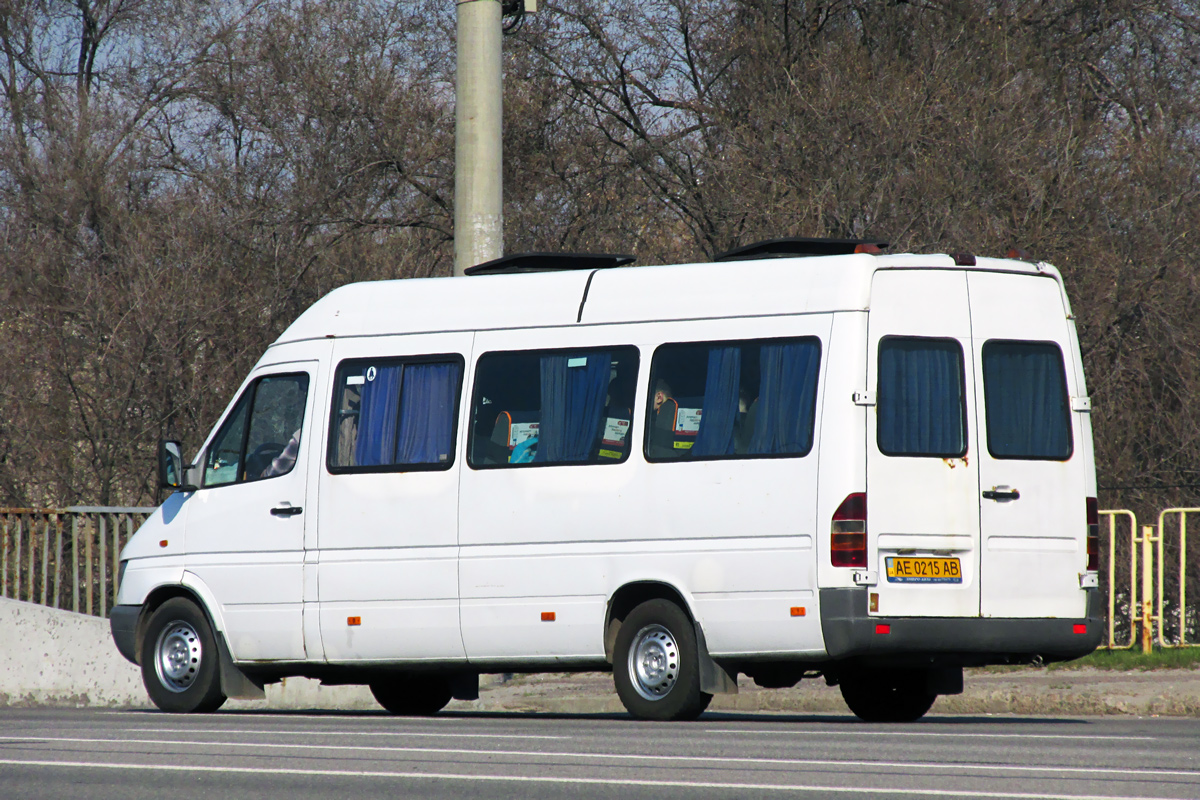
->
[454,0,504,276]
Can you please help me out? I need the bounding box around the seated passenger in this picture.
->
[261,428,302,478]
[648,379,682,460]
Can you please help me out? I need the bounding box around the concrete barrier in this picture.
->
[0,598,376,710]
[0,597,145,707]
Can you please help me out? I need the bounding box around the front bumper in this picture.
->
[820,587,1104,665]
[109,604,141,665]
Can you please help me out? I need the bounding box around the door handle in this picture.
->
[982,486,1020,501]
[270,505,303,517]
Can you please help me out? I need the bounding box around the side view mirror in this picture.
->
[158,440,197,491]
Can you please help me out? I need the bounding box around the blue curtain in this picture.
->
[354,365,404,466]
[691,347,741,457]
[395,363,460,464]
[749,341,820,455]
[878,340,965,455]
[983,343,1071,459]
[535,352,611,462]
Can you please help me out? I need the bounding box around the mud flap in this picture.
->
[216,633,266,700]
[694,622,738,695]
[450,673,479,701]
[928,665,963,695]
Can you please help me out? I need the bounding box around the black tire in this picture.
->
[839,669,936,722]
[613,598,712,721]
[370,674,453,715]
[140,598,227,713]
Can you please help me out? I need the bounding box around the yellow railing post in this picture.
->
[1101,510,1138,649]
[1142,525,1155,653]
[1154,508,1200,647]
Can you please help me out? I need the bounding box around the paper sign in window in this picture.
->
[602,418,630,446]
[675,408,702,434]
[508,421,539,447]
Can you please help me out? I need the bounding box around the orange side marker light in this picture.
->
[541,612,556,622]
[159,540,168,548]
[790,606,806,617]
[347,616,361,626]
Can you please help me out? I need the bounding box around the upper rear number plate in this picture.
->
[885,556,962,584]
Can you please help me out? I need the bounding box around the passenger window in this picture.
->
[877,337,967,457]
[982,341,1073,460]
[645,337,821,462]
[203,373,310,487]
[327,357,463,471]
[468,346,640,468]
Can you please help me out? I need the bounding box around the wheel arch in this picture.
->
[604,581,696,664]
[133,585,216,666]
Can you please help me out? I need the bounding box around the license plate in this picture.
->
[885,556,962,584]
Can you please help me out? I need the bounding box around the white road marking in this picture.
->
[0,757,1192,800]
[1,735,1196,780]
[120,727,567,740]
[706,728,1159,741]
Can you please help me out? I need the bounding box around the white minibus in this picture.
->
[111,239,1101,721]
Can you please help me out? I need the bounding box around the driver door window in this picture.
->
[203,373,310,487]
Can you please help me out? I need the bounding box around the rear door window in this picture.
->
[877,337,967,457]
[981,340,1072,460]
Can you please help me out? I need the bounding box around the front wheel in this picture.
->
[370,674,453,715]
[613,599,712,721]
[839,669,936,722]
[140,598,227,713]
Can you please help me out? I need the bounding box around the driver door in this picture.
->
[186,360,318,661]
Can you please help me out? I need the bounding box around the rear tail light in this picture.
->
[1086,497,1099,572]
[832,492,867,568]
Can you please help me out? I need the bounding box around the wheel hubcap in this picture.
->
[154,621,201,693]
[628,623,679,701]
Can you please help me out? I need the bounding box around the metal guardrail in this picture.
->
[0,506,155,618]
[1102,507,1200,652]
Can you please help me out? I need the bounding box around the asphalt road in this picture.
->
[1,708,1198,799]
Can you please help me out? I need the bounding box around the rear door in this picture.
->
[968,272,1089,619]
[866,270,981,618]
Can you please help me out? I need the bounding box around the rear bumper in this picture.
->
[819,587,1104,665]
[109,604,141,665]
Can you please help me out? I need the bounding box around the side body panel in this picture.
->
[458,315,830,661]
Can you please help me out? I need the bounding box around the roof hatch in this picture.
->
[715,237,889,261]
[464,252,636,276]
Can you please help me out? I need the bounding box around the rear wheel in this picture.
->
[140,598,227,713]
[839,669,936,722]
[613,599,712,721]
[370,674,453,715]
